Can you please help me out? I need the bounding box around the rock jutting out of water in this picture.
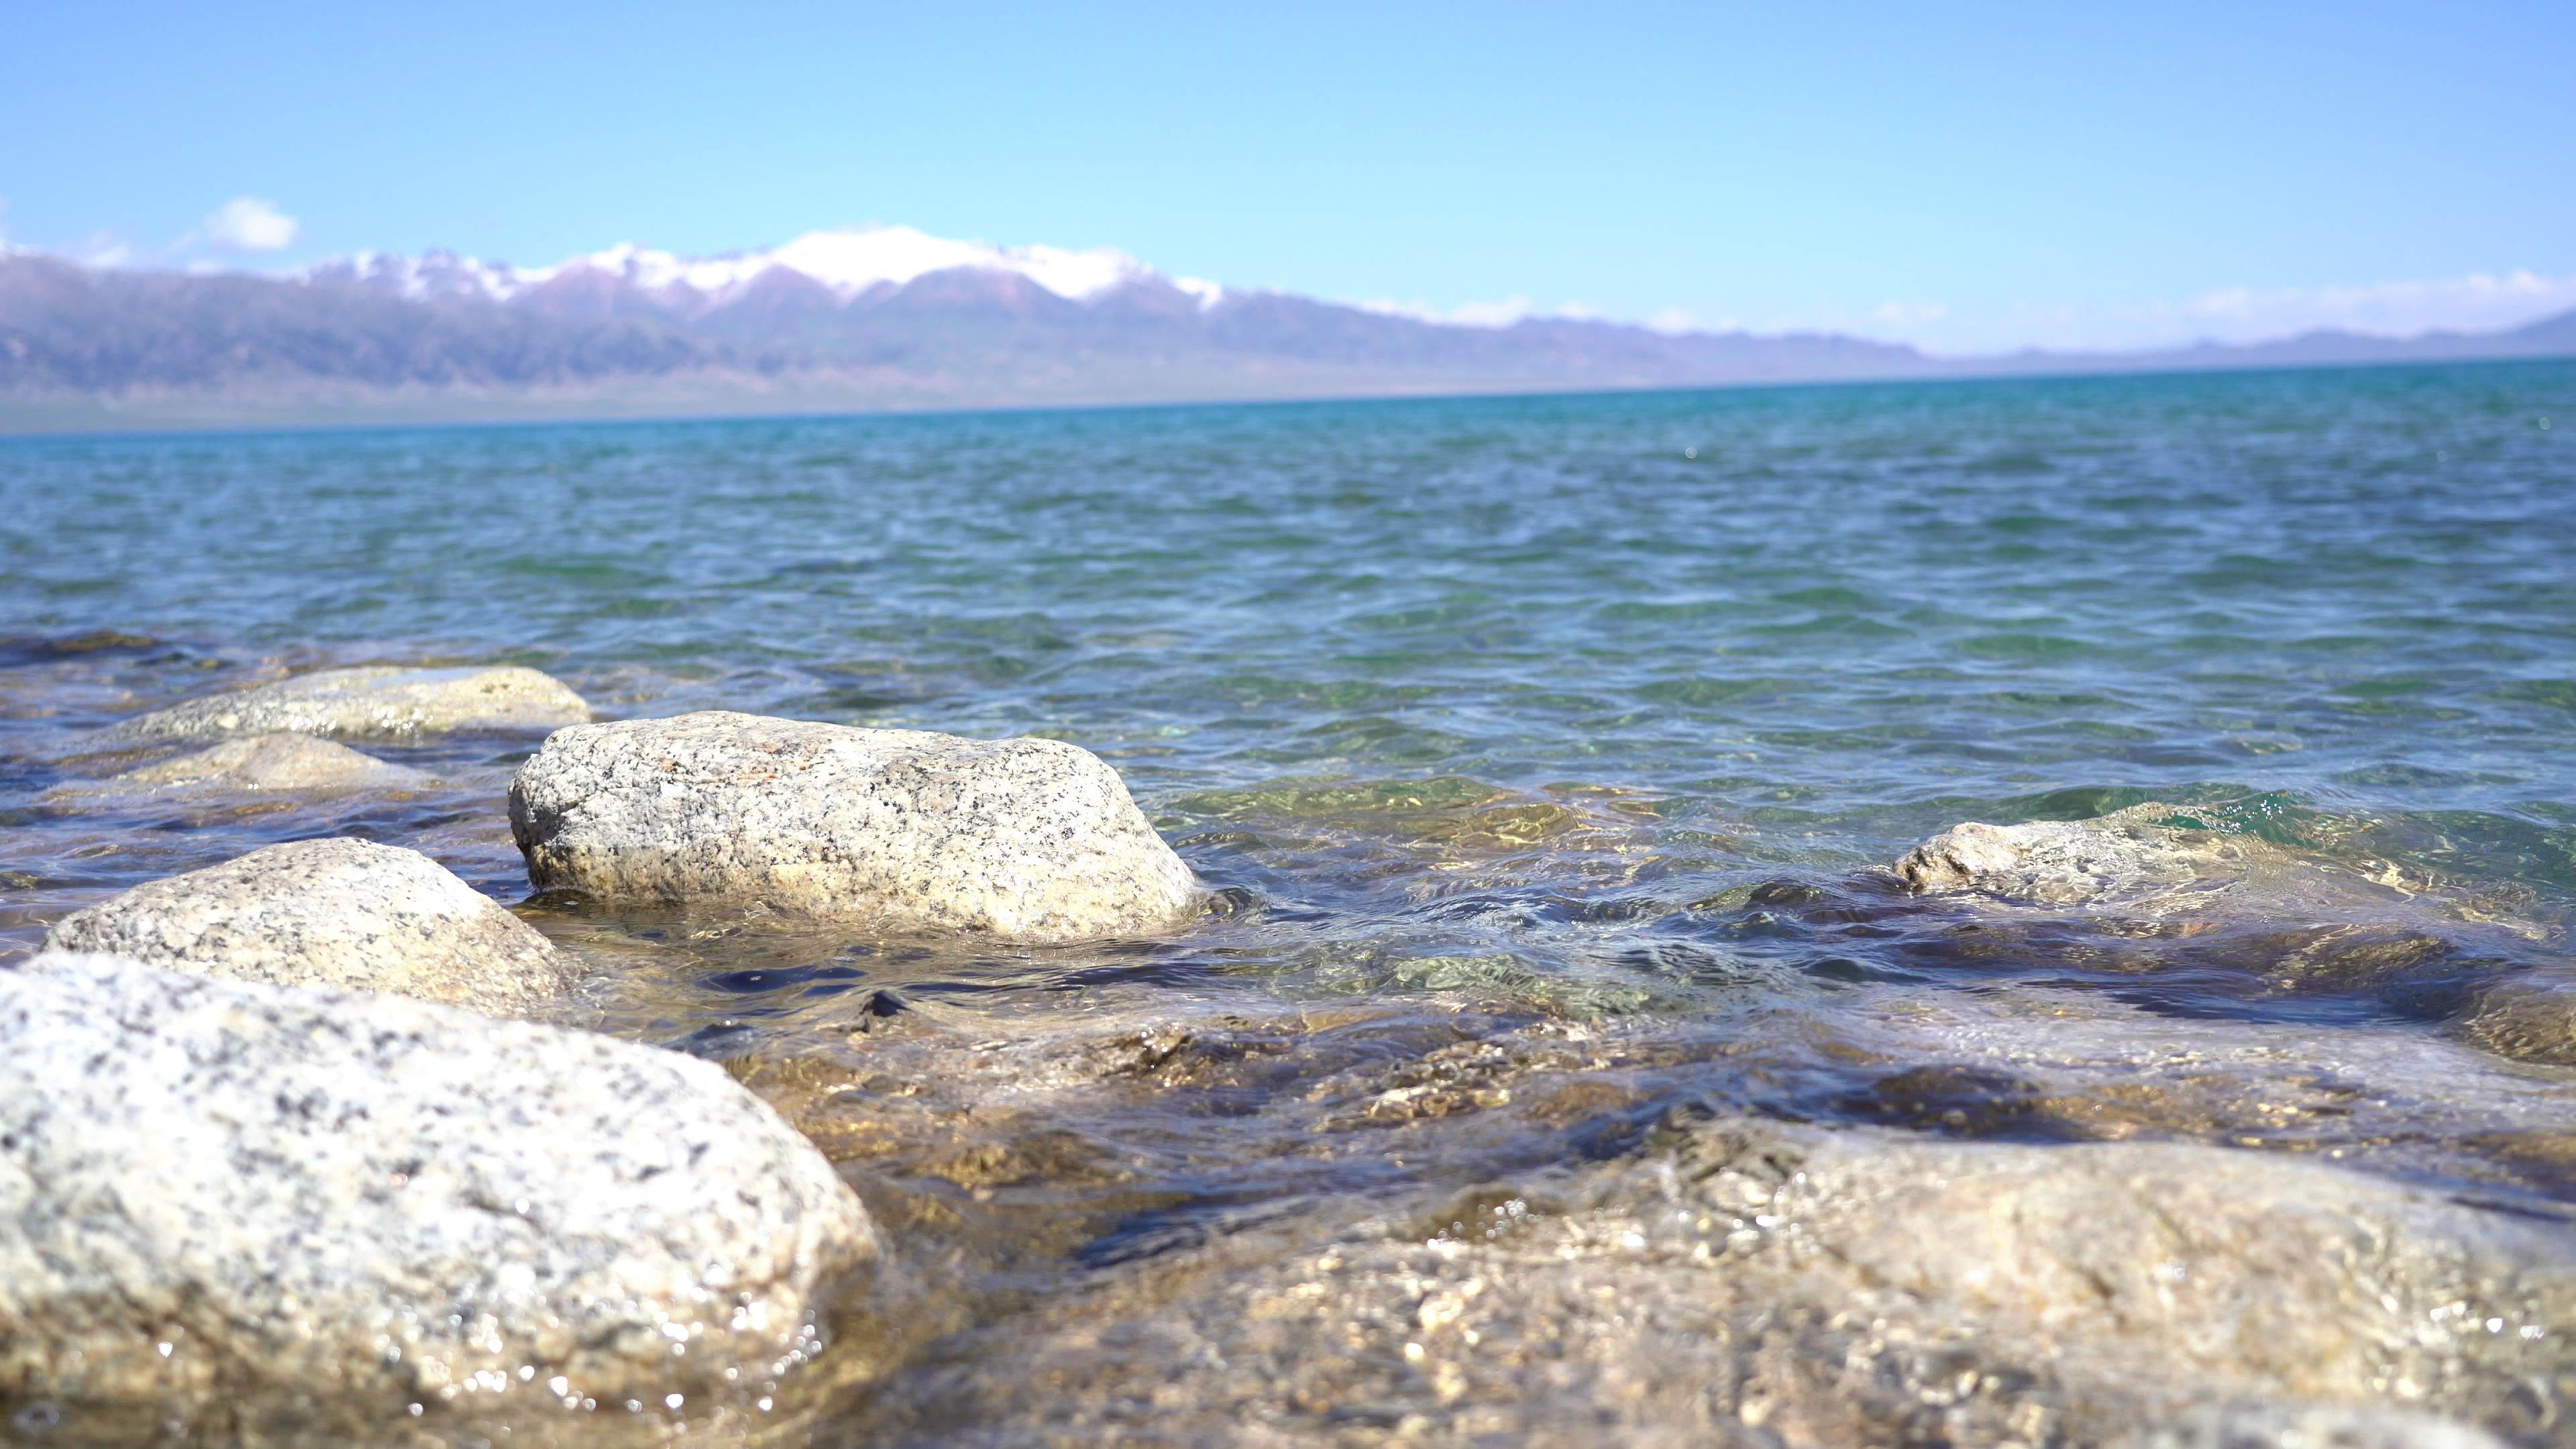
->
[1897,813,2216,904]
[105,664,590,742]
[1879,802,2576,1067]
[42,837,574,1016]
[1889,801,2543,927]
[0,953,878,1426]
[83,732,435,792]
[508,710,1199,940]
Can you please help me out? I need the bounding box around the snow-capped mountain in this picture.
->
[5,227,2571,428]
[300,226,1227,313]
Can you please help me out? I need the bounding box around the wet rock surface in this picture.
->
[522,924,2567,1448]
[42,837,574,1015]
[105,664,589,743]
[2461,977,2576,1068]
[86,732,433,792]
[2118,1404,2512,1449]
[1856,803,2567,1068]
[1894,806,2255,904]
[0,953,877,1431]
[508,711,1198,940]
[855,1112,2576,1447]
[1892,802,2462,917]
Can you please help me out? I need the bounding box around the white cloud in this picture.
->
[1645,307,1721,335]
[2162,270,2576,342]
[203,196,299,252]
[1843,270,2576,356]
[1354,294,1605,329]
[63,230,136,269]
[1355,268,2576,355]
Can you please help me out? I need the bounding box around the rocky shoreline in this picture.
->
[5,661,2575,1446]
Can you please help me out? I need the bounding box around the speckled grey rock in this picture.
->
[1893,804,2254,906]
[1673,1125,2576,1409]
[508,711,1197,939]
[874,1117,2576,1444]
[105,733,433,791]
[42,838,573,1016]
[1887,801,2524,928]
[2117,1404,2510,1449]
[1887,806,2571,1066]
[0,952,877,1414]
[109,665,588,743]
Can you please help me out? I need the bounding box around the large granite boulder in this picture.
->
[0,953,877,1419]
[508,711,1197,940]
[109,664,588,743]
[868,1116,2574,1444]
[100,733,433,792]
[43,838,573,1016]
[1679,1125,2573,1407]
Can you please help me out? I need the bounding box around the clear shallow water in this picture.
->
[5,361,2576,1443]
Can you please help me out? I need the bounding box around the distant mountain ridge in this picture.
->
[3,226,2571,431]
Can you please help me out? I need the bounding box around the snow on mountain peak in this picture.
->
[301,248,529,301]
[293,226,1226,310]
[553,226,1173,303]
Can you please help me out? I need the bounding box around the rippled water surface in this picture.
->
[5,362,2576,1445]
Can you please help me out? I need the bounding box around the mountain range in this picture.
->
[3,226,2571,431]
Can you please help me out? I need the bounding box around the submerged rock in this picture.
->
[101,733,433,792]
[1884,804,2565,1064]
[109,664,588,742]
[509,711,1197,940]
[42,838,573,1016]
[0,953,877,1417]
[864,1116,2575,1444]
[1665,1124,2573,1415]
[2118,1403,2510,1449]
[2461,976,2576,1067]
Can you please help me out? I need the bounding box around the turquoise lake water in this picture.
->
[4,360,2576,1441]
[9,364,2573,953]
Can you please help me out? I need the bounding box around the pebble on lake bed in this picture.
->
[508,711,1198,940]
[106,664,589,742]
[42,837,574,1016]
[0,953,877,1417]
[97,732,433,792]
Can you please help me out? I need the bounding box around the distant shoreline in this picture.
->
[2,350,2569,442]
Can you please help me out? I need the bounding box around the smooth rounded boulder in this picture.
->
[0,953,878,1417]
[108,664,588,743]
[509,711,1197,940]
[101,732,434,792]
[846,1112,2575,1444]
[43,837,574,1016]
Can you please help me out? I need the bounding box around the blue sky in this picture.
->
[6,1,2570,354]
